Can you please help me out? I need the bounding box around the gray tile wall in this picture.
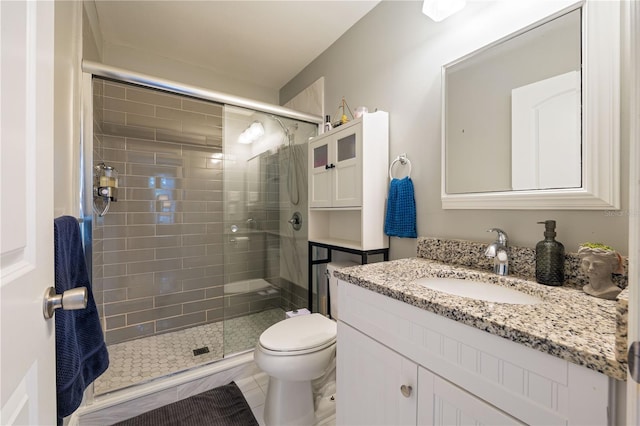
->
[92,78,302,345]
[278,277,308,312]
[222,150,282,319]
[93,79,229,345]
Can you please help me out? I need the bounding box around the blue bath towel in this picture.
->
[384,177,417,238]
[54,216,109,424]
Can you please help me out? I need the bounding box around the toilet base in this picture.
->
[263,377,315,426]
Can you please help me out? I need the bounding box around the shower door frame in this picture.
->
[82,60,321,124]
[79,64,321,394]
[80,61,321,297]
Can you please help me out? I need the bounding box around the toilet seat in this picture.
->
[259,313,336,355]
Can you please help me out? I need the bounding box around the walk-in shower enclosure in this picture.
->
[82,69,319,395]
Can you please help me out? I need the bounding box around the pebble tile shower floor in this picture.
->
[94,308,285,395]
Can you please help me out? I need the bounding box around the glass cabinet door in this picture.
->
[309,138,332,207]
[333,128,361,207]
[337,133,356,163]
[313,143,329,169]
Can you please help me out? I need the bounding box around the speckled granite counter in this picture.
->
[334,257,628,381]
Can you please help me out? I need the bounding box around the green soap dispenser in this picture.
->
[536,220,565,286]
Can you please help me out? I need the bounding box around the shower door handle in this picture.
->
[43,286,88,319]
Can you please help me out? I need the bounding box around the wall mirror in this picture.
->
[441,0,620,209]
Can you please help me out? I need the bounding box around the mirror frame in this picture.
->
[441,0,620,210]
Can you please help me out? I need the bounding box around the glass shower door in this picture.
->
[221,105,316,356]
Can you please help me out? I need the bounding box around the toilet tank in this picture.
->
[326,261,358,320]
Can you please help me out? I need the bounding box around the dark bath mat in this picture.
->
[111,381,259,426]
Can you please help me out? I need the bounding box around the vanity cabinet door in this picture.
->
[418,367,525,426]
[337,321,417,426]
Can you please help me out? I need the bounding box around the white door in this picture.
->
[629,1,640,424]
[511,70,581,191]
[1,1,57,424]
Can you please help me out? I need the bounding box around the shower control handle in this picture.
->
[43,286,88,320]
[288,212,303,231]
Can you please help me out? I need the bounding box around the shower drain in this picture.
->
[192,346,210,356]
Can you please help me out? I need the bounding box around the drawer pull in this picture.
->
[400,384,412,398]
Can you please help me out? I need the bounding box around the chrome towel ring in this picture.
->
[389,154,412,180]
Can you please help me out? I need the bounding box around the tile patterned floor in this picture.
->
[237,371,336,426]
[94,308,285,395]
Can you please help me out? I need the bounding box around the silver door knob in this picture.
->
[400,384,412,398]
[43,286,88,319]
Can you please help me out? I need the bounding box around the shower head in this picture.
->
[269,115,297,137]
[269,115,286,133]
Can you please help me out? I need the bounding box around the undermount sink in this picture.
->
[415,277,542,305]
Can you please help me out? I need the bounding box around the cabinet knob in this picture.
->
[400,384,412,398]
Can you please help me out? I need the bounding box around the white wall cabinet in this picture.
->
[308,111,388,250]
[337,281,618,426]
[309,123,361,208]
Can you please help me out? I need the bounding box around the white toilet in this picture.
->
[254,261,355,426]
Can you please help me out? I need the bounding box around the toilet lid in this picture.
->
[259,313,337,352]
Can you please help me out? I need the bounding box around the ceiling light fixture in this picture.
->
[422,0,466,22]
[238,121,265,144]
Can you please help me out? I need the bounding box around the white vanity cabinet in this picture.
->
[337,281,615,426]
[338,322,523,426]
[308,111,388,250]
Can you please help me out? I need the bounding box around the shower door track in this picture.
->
[82,60,323,125]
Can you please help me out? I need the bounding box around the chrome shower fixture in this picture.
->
[288,212,302,231]
[270,114,301,206]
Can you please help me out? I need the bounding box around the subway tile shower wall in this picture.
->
[92,78,280,345]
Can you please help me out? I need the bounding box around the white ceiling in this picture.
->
[92,1,381,91]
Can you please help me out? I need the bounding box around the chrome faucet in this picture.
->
[485,228,509,276]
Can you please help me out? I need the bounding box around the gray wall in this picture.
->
[281,1,630,257]
[54,1,83,218]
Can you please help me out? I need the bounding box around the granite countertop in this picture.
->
[334,257,627,381]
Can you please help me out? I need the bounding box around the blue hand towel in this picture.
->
[384,177,417,238]
[54,216,109,424]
